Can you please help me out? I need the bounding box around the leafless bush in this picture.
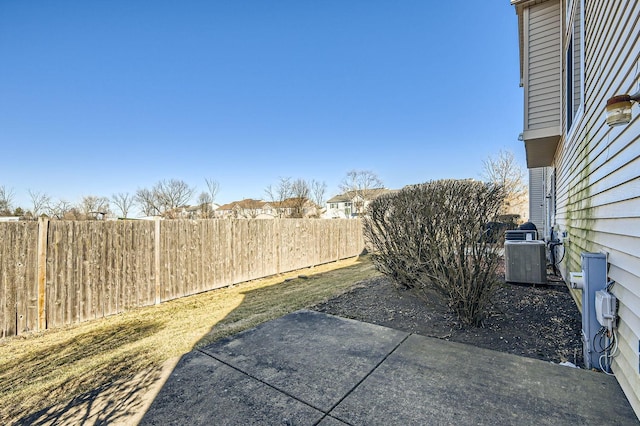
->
[363,179,505,326]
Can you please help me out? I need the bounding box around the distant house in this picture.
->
[270,197,320,218]
[0,216,20,222]
[136,216,163,221]
[324,188,394,218]
[512,0,640,415]
[215,199,275,219]
[163,203,219,219]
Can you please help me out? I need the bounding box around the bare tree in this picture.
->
[310,179,327,208]
[135,188,160,216]
[339,170,384,215]
[65,207,84,220]
[196,178,220,218]
[265,177,315,218]
[112,192,134,219]
[156,179,195,216]
[289,178,311,218]
[0,185,14,215]
[80,195,111,220]
[197,191,213,218]
[135,179,195,218]
[481,150,527,217]
[265,177,293,217]
[28,189,51,218]
[46,199,75,219]
[205,178,220,204]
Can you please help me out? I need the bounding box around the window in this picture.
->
[566,36,573,130]
[566,0,583,133]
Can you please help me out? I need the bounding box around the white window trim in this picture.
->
[565,0,575,27]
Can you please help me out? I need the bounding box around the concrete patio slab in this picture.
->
[330,333,637,425]
[200,310,409,412]
[317,415,350,425]
[139,350,325,425]
[141,310,639,425]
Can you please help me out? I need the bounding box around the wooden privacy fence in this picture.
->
[0,218,364,338]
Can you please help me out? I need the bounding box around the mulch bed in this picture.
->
[311,267,584,366]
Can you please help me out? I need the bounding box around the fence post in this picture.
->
[37,217,49,331]
[154,218,161,305]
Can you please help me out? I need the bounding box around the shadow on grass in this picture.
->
[4,319,165,425]
[193,257,377,349]
[4,256,376,425]
[137,258,378,422]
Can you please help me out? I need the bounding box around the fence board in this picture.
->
[0,222,38,337]
[45,220,156,328]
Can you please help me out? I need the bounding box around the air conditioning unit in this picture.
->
[504,240,547,284]
[505,230,538,241]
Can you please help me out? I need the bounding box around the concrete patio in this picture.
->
[140,309,638,425]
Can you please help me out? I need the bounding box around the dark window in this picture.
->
[566,35,573,131]
[566,0,582,133]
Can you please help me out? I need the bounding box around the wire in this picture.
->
[594,325,618,354]
[609,328,620,358]
[602,331,615,352]
[606,280,616,292]
[546,239,564,276]
[553,242,565,265]
[597,328,619,376]
[547,241,560,275]
[593,327,608,353]
[600,354,614,375]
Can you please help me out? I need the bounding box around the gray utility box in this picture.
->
[581,252,608,370]
[504,240,547,284]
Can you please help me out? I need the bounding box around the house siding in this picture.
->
[550,0,640,416]
[516,0,640,416]
[529,167,547,234]
[526,1,562,131]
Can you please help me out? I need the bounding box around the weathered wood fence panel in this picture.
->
[0,222,39,337]
[0,218,364,337]
[45,220,156,330]
[157,219,364,302]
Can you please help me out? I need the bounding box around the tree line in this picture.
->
[0,169,390,220]
[1,151,527,221]
[0,178,218,220]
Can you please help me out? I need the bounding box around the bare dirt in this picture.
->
[311,265,584,366]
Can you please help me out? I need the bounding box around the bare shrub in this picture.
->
[363,179,505,326]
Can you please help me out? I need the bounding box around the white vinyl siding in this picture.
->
[550,0,640,417]
[528,167,548,235]
[545,167,556,240]
[525,1,562,131]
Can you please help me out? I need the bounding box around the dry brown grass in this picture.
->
[0,255,380,425]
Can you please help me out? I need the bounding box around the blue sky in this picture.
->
[0,1,524,213]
